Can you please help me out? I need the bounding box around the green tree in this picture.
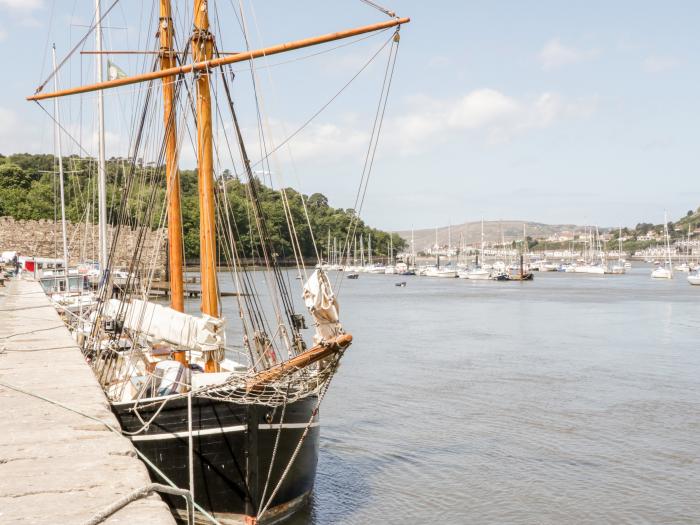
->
[0,163,32,190]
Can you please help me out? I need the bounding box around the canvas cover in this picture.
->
[302,269,343,345]
[104,299,223,351]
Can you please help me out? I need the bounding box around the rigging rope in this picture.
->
[336,30,401,290]
[256,354,342,520]
[34,0,122,95]
[246,32,395,172]
[359,0,397,18]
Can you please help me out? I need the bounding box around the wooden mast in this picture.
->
[192,0,219,373]
[28,17,410,101]
[159,0,184,312]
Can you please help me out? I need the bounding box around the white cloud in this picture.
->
[643,54,681,74]
[0,107,46,154]
[538,38,598,70]
[428,56,451,68]
[245,119,370,168]
[389,89,596,149]
[0,0,42,28]
[243,90,596,161]
[447,89,520,129]
[73,89,593,176]
[0,0,42,9]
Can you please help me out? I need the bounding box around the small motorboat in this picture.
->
[347,273,359,279]
[395,281,407,287]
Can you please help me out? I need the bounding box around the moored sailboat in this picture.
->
[651,213,673,280]
[30,3,410,523]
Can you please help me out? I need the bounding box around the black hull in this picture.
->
[112,394,319,523]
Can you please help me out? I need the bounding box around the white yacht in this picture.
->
[652,266,673,279]
[459,267,491,280]
[651,213,674,280]
[425,266,457,278]
[365,264,386,274]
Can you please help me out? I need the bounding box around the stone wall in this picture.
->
[0,216,166,271]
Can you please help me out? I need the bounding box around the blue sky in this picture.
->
[1,1,699,230]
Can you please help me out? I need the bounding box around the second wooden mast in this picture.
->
[159,0,185,312]
[192,1,219,334]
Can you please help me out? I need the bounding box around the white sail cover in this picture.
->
[104,299,223,351]
[302,269,342,345]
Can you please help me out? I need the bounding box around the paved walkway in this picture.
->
[0,278,175,524]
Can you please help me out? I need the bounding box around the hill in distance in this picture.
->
[398,221,584,250]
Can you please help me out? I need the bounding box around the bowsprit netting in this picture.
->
[128,351,344,411]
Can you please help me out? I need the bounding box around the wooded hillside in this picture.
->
[0,153,405,261]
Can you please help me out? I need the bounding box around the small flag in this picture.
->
[107,60,127,81]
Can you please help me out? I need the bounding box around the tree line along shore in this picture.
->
[0,152,406,261]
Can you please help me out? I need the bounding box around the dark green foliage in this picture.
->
[0,153,405,261]
[0,163,34,190]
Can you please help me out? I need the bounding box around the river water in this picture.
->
[215,266,699,524]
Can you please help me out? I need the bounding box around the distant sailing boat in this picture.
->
[384,234,396,274]
[366,234,387,273]
[674,226,692,272]
[460,218,491,280]
[652,213,673,279]
[609,226,626,274]
[507,223,533,281]
[31,3,410,523]
[42,44,98,315]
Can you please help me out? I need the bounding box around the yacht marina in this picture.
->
[4,262,697,523]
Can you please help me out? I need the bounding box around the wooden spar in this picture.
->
[192,0,219,367]
[80,50,239,55]
[27,17,410,101]
[246,334,353,392]
[160,0,184,313]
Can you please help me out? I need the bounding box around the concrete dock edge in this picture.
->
[0,278,176,524]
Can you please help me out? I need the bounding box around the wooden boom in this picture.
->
[246,333,353,392]
[28,17,410,101]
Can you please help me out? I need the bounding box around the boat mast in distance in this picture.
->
[95,0,108,279]
[51,45,69,270]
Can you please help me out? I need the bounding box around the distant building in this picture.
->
[545,230,575,242]
[637,232,659,241]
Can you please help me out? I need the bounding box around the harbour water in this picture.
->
[213,267,699,524]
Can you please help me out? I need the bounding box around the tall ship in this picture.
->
[30,2,409,523]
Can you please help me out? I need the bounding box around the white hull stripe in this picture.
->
[130,422,319,441]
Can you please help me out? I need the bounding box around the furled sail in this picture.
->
[302,269,343,345]
[104,299,223,351]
